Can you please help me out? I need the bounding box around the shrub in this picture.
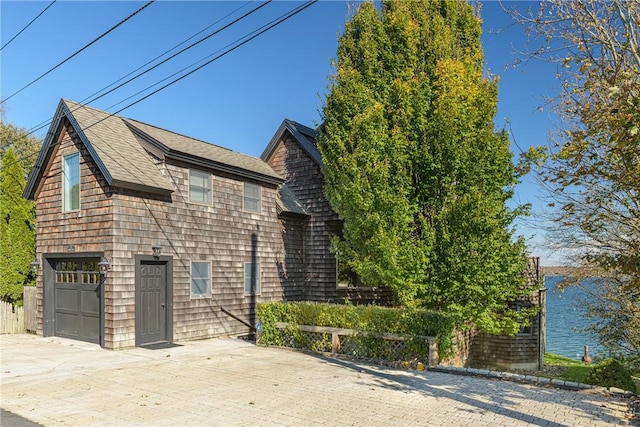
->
[585,358,638,393]
[256,302,455,361]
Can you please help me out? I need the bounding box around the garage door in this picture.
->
[53,259,101,343]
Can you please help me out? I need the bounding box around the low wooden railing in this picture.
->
[272,322,438,367]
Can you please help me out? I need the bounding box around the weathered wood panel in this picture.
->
[278,216,306,300]
[0,301,24,334]
[23,286,37,332]
[110,157,290,347]
[266,133,341,302]
[469,288,544,370]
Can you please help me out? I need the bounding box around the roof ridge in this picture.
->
[284,118,317,138]
[124,117,236,154]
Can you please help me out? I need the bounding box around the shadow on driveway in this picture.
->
[305,351,629,427]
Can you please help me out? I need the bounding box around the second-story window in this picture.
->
[63,153,80,212]
[189,169,211,204]
[243,182,261,213]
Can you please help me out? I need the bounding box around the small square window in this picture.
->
[243,182,261,213]
[244,262,260,295]
[189,169,211,204]
[63,153,80,212]
[191,261,211,298]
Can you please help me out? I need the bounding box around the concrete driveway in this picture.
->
[0,334,633,426]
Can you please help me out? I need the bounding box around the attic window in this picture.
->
[62,153,80,212]
[189,169,211,204]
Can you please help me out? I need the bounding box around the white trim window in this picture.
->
[189,169,211,204]
[243,182,261,213]
[244,262,260,296]
[191,261,211,298]
[62,152,80,212]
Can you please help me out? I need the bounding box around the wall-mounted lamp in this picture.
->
[152,244,162,258]
[98,256,110,277]
[30,257,40,274]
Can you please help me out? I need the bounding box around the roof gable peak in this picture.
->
[261,118,322,167]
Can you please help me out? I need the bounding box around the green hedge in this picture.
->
[585,358,638,393]
[257,302,455,361]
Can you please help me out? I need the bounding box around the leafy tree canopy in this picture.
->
[0,147,36,305]
[319,0,535,334]
[511,0,640,367]
[1,121,42,176]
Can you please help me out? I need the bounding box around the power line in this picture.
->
[84,2,271,109]
[0,0,156,105]
[20,1,260,138]
[109,1,318,116]
[1,0,57,51]
[2,0,318,175]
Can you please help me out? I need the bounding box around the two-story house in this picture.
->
[24,99,390,349]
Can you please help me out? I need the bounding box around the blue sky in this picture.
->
[0,1,563,264]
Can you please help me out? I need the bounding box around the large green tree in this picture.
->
[0,147,36,305]
[511,0,640,367]
[318,0,534,334]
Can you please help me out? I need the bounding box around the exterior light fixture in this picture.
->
[98,256,110,277]
[152,244,162,258]
[30,257,40,274]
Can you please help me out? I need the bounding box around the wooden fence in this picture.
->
[0,286,36,334]
[271,322,439,367]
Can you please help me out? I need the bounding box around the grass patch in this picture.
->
[543,352,593,384]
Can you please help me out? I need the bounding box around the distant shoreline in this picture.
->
[542,266,583,277]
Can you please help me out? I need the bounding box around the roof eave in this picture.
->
[62,102,114,185]
[24,99,113,199]
[167,150,284,186]
[24,101,66,199]
[111,179,173,196]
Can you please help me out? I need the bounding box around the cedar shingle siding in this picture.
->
[264,132,341,302]
[26,100,542,369]
[26,100,323,349]
[33,120,114,342]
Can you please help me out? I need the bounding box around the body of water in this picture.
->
[544,275,604,360]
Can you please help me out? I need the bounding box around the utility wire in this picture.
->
[21,1,258,138]
[82,1,257,110]
[0,0,156,105]
[3,0,318,174]
[1,0,57,51]
[85,0,271,107]
[109,1,318,116]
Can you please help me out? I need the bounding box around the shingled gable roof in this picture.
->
[261,119,321,218]
[25,99,284,200]
[260,118,322,167]
[25,99,174,199]
[124,118,283,185]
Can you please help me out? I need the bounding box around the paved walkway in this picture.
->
[0,334,633,426]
